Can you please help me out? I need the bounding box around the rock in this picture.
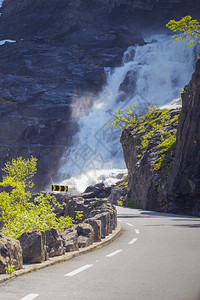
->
[94,212,110,238]
[120,108,181,212]
[77,236,91,248]
[0,0,199,193]
[83,182,112,199]
[61,227,79,252]
[0,236,23,274]
[76,223,94,248]
[18,230,46,263]
[45,229,65,257]
[0,0,147,191]
[168,59,200,214]
[192,201,200,217]
[84,218,101,242]
[108,186,127,205]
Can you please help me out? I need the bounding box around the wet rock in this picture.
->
[18,230,46,264]
[0,236,23,274]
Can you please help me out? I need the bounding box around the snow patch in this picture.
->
[0,40,16,45]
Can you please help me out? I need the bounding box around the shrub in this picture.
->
[0,157,72,239]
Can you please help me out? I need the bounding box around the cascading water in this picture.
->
[59,34,199,193]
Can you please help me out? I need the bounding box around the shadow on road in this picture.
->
[172,224,200,228]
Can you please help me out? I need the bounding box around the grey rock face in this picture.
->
[0,0,198,190]
[168,60,200,215]
[120,108,180,212]
[0,236,23,274]
[0,0,146,191]
[108,186,127,205]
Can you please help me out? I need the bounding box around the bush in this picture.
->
[0,157,72,239]
[166,15,200,47]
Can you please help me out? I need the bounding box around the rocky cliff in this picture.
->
[168,59,200,215]
[0,0,200,191]
[121,60,200,216]
[121,107,180,212]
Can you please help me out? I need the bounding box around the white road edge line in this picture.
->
[135,229,140,234]
[128,238,138,245]
[64,264,93,277]
[126,223,133,227]
[21,294,39,300]
[106,249,122,257]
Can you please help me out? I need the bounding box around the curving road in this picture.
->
[0,207,200,300]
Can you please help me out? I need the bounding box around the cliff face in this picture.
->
[121,60,200,216]
[0,0,200,191]
[121,108,180,212]
[1,0,200,40]
[0,0,145,190]
[168,60,200,215]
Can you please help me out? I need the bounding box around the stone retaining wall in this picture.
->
[0,196,117,274]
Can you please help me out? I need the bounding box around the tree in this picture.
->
[0,157,72,239]
[166,15,200,47]
[105,103,137,130]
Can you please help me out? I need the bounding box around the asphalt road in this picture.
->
[0,207,200,300]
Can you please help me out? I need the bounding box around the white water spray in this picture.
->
[59,34,199,193]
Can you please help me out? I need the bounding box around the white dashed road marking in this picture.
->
[128,238,138,245]
[64,264,93,277]
[126,223,133,227]
[135,229,140,234]
[106,249,122,257]
[21,294,39,300]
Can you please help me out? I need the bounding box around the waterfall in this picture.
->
[59,34,199,193]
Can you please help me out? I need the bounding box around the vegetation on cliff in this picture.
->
[166,15,200,47]
[107,105,179,172]
[133,107,179,171]
[0,157,72,239]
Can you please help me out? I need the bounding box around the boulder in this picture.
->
[75,223,94,248]
[108,186,127,205]
[18,230,46,264]
[0,236,23,274]
[61,227,79,252]
[94,212,110,238]
[83,183,112,199]
[77,236,92,248]
[84,218,101,242]
[45,229,65,257]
